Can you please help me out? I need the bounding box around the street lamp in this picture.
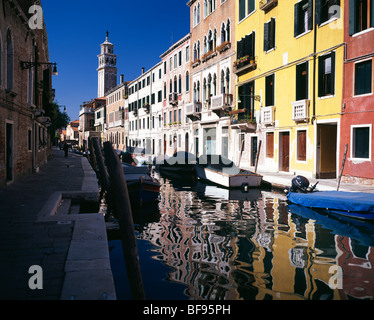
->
[20,61,58,76]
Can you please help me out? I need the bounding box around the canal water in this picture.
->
[108,171,374,300]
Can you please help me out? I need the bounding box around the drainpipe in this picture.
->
[312,9,317,124]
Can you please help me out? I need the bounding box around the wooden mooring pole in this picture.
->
[337,144,348,191]
[103,141,146,300]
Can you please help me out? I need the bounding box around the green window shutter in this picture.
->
[349,0,356,35]
[294,3,299,37]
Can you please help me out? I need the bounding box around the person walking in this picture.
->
[63,142,69,157]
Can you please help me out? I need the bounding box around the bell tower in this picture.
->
[97,31,117,98]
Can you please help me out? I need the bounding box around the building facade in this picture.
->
[187,0,236,159]
[160,34,191,156]
[235,0,344,179]
[105,75,128,151]
[0,0,55,187]
[340,0,374,184]
[128,63,164,158]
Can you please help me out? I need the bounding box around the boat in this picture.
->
[156,151,197,176]
[286,175,374,220]
[122,163,160,203]
[195,154,262,189]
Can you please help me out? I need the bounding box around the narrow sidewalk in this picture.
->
[0,147,115,300]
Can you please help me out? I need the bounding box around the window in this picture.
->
[355,60,372,95]
[239,0,255,21]
[266,132,274,158]
[264,18,276,52]
[294,0,313,37]
[186,71,190,92]
[0,33,2,86]
[349,0,374,35]
[179,51,182,66]
[186,46,190,62]
[318,52,335,97]
[297,130,307,161]
[265,74,275,106]
[6,29,13,91]
[28,129,32,151]
[237,32,255,61]
[317,0,340,25]
[296,61,309,100]
[238,81,255,117]
[352,126,371,159]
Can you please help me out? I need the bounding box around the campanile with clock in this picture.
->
[97,31,117,98]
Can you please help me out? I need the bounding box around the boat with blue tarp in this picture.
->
[286,175,374,220]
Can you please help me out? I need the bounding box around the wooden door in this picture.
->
[280,132,290,172]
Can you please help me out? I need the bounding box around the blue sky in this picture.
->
[42,0,191,121]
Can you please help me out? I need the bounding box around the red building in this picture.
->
[340,1,374,184]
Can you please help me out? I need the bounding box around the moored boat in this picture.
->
[156,151,197,176]
[195,154,262,189]
[122,163,160,203]
[286,175,374,220]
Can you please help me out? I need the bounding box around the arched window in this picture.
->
[204,0,208,18]
[178,75,182,94]
[208,30,213,52]
[6,29,13,91]
[225,68,230,94]
[213,73,217,96]
[221,70,225,94]
[221,23,226,44]
[213,29,217,49]
[197,3,200,24]
[203,78,207,102]
[193,6,197,26]
[186,71,190,92]
[197,41,200,59]
[193,43,197,61]
[197,81,201,102]
[203,36,207,54]
[226,19,231,42]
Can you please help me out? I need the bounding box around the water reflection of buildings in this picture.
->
[139,176,374,300]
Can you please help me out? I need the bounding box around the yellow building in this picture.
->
[234,0,344,179]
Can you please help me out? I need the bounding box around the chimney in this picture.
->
[142,67,145,74]
[120,74,124,83]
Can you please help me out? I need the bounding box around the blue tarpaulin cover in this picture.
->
[287,191,374,214]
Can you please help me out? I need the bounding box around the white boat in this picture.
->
[195,155,262,189]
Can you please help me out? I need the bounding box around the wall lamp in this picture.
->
[20,61,58,76]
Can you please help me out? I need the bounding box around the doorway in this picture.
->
[251,136,258,166]
[6,123,13,181]
[317,123,337,179]
[279,132,290,172]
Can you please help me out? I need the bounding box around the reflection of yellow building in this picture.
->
[235,1,344,179]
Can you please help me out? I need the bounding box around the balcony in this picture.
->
[259,0,278,12]
[292,99,310,123]
[143,103,150,114]
[261,106,275,126]
[185,101,202,121]
[229,109,256,133]
[169,92,178,106]
[233,56,257,75]
[211,93,233,116]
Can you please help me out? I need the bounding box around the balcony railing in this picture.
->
[259,0,278,11]
[211,93,233,115]
[291,99,310,122]
[185,101,202,120]
[261,106,275,125]
[229,109,256,132]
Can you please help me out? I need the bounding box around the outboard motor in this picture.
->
[291,175,310,193]
[285,175,319,193]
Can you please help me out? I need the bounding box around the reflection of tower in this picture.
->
[97,31,117,97]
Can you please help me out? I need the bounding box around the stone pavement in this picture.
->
[0,147,116,300]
